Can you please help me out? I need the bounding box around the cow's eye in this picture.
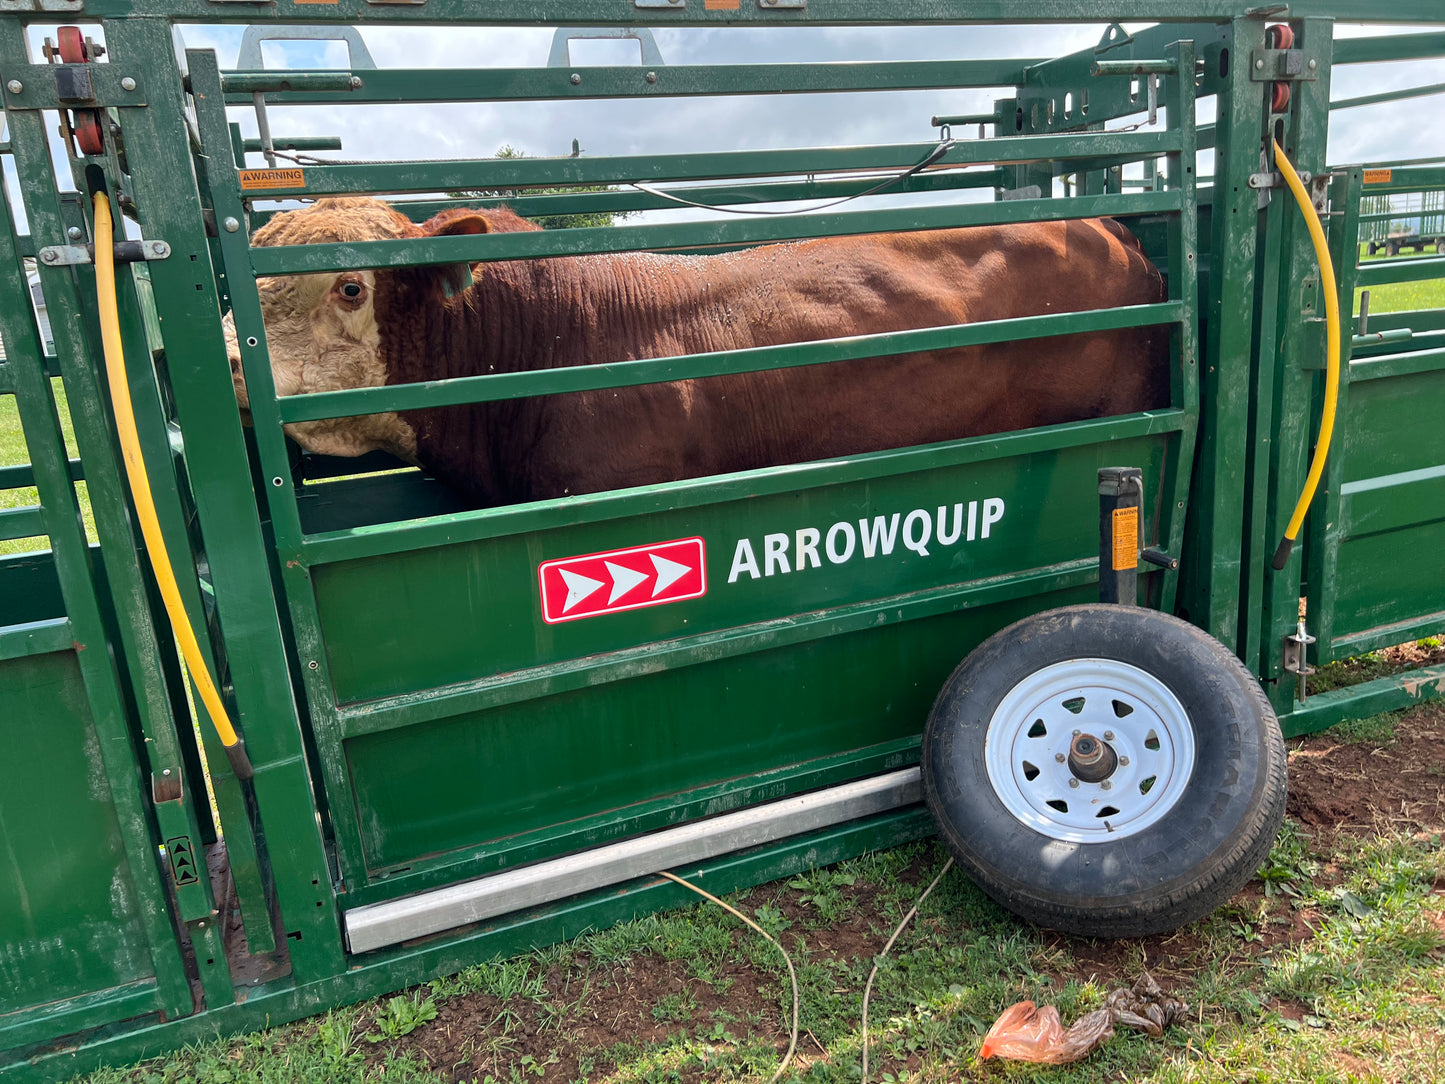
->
[340,282,363,299]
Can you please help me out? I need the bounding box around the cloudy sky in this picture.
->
[165,20,1443,193]
[4,19,1442,231]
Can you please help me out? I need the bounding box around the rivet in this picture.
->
[1307,58,1317,71]
[1101,780,1113,790]
[6,80,22,94]
[308,660,319,670]
[1068,778,1080,789]
[223,216,240,233]
[645,71,657,84]
[121,77,137,91]
[1254,58,1264,70]
[1119,756,1130,766]
[67,226,83,240]
[570,73,582,85]
[349,75,364,89]
[163,768,172,776]
[1055,753,1066,763]
[271,476,284,487]
[246,336,258,347]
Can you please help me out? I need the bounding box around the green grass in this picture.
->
[0,378,94,555]
[1354,247,1445,314]
[67,825,1445,1084]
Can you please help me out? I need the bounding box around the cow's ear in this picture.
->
[421,209,492,237]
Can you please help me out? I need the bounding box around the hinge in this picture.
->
[37,239,171,266]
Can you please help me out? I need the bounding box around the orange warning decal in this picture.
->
[1112,507,1139,571]
[704,0,742,9]
[1362,169,1393,185]
[239,168,306,191]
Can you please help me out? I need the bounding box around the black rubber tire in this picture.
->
[921,604,1287,939]
[1386,240,1400,257]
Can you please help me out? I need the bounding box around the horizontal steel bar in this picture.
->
[1355,165,1445,193]
[279,302,1184,422]
[1334,30,1445,65]
[0,458,81,491]
[234,130,1181,198]
[1332,80,1445,111]
[1340,462,1445,538]
[299,409,1186,566]
[1351,328,1414,347]
[335,558,1100,739]
[0,618,73,663]
[249,188,1182,276]
[1355,256,1445,287]
[221,71,360,94]
[1092,59,1179,76]
[343,768,921,953]
[0,977,158,1052]
[242,135,344,153]
[1329,616,1445,664]
[1349,345,1445,382]
[82,1,1445,26]
[1280,661,1445,739]
[222,59,1042,107]
[0,504,45,542]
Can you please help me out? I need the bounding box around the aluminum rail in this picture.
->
[344,768,921,953]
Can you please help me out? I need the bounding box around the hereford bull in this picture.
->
[227,197,1168,506]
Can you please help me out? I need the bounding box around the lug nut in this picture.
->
[1103,730,1115,741]
[1101,780,1112,790]
[1068,778,1080,789]
[1119,756,1130,766]
[1055,753,1066,763]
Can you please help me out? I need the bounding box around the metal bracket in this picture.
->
[1282,621,1317,702]
[634,0,685,7]
[38,239,171,266]
[1094,23,1136,55]
[1249,49,1318,81]
[548,27,664,68]
[760,0,808,8]
[236,25,377,71]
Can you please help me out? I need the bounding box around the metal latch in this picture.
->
[1282,620,1316,702]
[38,239,172,267]
[1249,49,1318,82]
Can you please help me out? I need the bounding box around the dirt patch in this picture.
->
[1286,701,1445,839]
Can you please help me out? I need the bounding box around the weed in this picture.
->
[365,992,438,1042]
[752,901,792,937]
[1257,820,1320,898]
[650,989,697,1023]
[788,868,859,926]
[1327,709,1404,745]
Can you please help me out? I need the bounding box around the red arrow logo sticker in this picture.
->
[539,537,706,623]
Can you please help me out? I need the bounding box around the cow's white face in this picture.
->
[224,197,492,459]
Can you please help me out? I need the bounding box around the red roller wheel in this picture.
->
[1271,81,1291,114]
[74,111,105,156]
[1265,23,1294,50]
[56,25,88,64]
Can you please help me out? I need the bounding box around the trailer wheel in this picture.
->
[1435,240,1444,255]
[921,604,1286,938]
[1386,240,1400,257]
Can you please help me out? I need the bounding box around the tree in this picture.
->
[450,145,632,230]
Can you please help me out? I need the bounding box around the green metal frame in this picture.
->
[0,5,1441,1079]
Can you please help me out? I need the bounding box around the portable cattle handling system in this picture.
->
[2,1,1445,1077]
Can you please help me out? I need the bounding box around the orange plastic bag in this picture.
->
[979,974,1187,1065]
[978,1002,1114,1064]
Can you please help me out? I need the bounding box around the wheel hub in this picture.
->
[983,659,1197,843]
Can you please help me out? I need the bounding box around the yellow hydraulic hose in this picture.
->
[92,193,253,780]
[1270,139,1341,571]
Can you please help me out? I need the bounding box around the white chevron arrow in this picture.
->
[650,553,691,596]
[605,561,649,604]
[558,568,603,612]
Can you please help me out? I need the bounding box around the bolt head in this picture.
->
[570,73,582,85]
[1072,729,1081,737]
[1068,778,1080,789]
[1254,58,1265,70]
[6,80,22,94]
[1103,730,1115,741]
[40,249,58,262]
[223,216,240,233]
[121,77,137,91]
[645,71,658,84]
[162,768,172,776]
[1055,753,1066,763]
[1101,780,1113,790]
[1119,756,1130,766]
[67,226,83,240]
[1308,58,1318,70]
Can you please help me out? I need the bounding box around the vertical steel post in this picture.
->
[1099,467,1143,605]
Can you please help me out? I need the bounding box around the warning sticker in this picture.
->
[539,537,706,623]
[1362,169,1393,185]
[704,0,742,9]
[1112,507,1139,571]
[240,168,306,191]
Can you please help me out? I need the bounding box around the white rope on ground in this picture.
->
[657,869,800,1084]
[860,857,955,1084]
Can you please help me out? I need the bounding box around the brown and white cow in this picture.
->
[227,197,1168,507]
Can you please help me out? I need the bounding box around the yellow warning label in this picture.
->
[1362,169,1393,185]
[704,0,742,8]
[1112,507,1139,571]
[239,168,306,191]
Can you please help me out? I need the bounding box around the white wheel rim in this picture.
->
[983,659,1196,843]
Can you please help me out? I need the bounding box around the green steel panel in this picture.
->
[1349,347,1445,382]
[1356,257,1445,287]
[1340,464,1445,538]
[1342,365,1445,482]
[0,618,72,662]
[1331,522,1445,642]
[0,651,159,1016]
